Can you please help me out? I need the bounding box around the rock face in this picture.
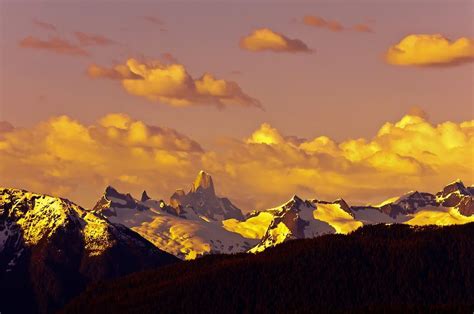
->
[0,188,177,314]
[378,191,437,218]
[169,171,244,221]
[92,186,149,216]
[436,180,474,216]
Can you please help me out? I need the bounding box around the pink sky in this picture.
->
[0,1,473,210]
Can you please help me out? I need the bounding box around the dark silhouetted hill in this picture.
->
[64,223,474,314]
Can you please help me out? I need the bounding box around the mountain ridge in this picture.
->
[0,188,177,314]
[87,174,474,259]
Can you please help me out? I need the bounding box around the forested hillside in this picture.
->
[64,223,474,313]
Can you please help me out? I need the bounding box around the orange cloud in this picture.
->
[239,28,312,53]
[87,58,262,109]
[303,16,373,33]
[32,19,56,31]
[385,34,474,67]
[352,23,373,33]
[19,36,89,56]
[303,16,344,32]
[74,32,117,46]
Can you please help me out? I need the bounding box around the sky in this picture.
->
[0,0,473,211]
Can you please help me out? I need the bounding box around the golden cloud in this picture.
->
[0,114,203,206]
[0,111,472,211]
[202,113,474,210]
[239,28,312,53]
[87,58,262,109]
[385,34,474,66]
[19,36,89,56]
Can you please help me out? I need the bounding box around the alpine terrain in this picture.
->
[0,188,177,314]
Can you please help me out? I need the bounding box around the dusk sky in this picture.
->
[0,1,473,211]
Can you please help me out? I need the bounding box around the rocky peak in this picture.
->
[191,170,215,195]
[169,171,244,221]
[281,195,308,212]
[104,185,122,199]
[93,186,147,216]
[141,190,151,202]
[395,191,437,210]
[437,180,469,198]
[435,180,473,216]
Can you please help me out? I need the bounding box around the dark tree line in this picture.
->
[64,223,474,314]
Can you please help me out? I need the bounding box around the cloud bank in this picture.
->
[0,114,203,206]
[0,111,472,211]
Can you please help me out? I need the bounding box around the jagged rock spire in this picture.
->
[191,170,215,195]
[141,190,151,202]
[169,170,243,221]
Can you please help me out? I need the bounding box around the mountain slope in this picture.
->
[64,223,474,314]
[0,188,177,314]
[92,184,258,260]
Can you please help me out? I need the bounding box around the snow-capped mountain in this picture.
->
[249,197,362,253]
[351,180,474,225]
[435,180,474,216]
[170,170,245,221]
[0,188,177,314]
[248,181,473,252]
[91,174,258,260]
[249,196,335,253]
[1,179,472,312]
[90,177,474,258]
[351,191,437,223]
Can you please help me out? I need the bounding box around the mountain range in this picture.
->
[0,172,473,313]
[90,171,474,258]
